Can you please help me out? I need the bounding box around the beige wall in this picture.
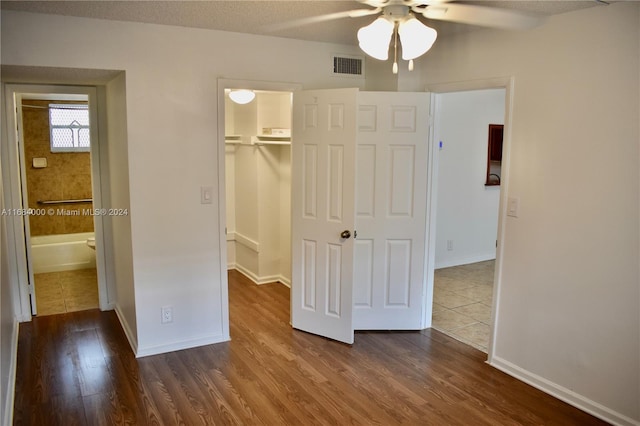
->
[418,3,639,423]
[1,4,637,424]
[0,9,365,357]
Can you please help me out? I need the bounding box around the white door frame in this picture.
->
[216,79,302,336]
[425,77,515,361]
[2,83,110,320]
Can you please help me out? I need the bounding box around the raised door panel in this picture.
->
[353,91,430,330]
[291,88,358,344]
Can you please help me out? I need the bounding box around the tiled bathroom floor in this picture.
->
[432,260,495,352]
[34,268,99,316]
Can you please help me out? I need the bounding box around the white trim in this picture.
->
[421,105,436,329]
[3,84,111,320]
[217,78,302,338]
[490,356,640,426]
[426,77,514,94]
[114,304,138,356]
[278,276,291,288]
[1,320,19,426]
[435,253,496,270]
[2,86,32,321]
[136,333,230,358]
[424,94,440,329]
[425,76,514,364]
[233,265,290,287]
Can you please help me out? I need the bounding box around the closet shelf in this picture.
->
[225,136,291,146]
[254,135,290,142]
[225,135,241,145]
[252,136,291,146]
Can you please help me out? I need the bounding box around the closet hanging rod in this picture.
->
[253,141,291,146]
[37,198,93,205]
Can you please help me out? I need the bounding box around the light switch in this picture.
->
[507,197,519,218]
[200,186,213,204]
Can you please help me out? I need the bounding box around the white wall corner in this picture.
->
[135,333,230,358]
[233,264,288,286]
[114,304,138,357]
[489,356,640,426]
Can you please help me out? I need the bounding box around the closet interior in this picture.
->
[225,90,292,286]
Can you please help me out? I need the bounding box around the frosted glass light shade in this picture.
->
[229,89,256,104]
[357,17,394,60]
[398,17,437,60]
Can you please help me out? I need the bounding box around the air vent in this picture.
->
[332,54,365,77]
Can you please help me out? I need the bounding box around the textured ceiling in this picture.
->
[1,1,601,45]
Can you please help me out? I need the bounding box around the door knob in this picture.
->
[340,230,351,239]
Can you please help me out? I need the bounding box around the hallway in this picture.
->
[432,260,494,352]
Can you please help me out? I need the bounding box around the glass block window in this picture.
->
[49,104,90,152]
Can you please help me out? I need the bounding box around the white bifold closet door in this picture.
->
[291,89,430,344]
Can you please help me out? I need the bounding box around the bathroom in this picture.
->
[21,96,99,315]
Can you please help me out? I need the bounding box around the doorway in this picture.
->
[217,79,301,338]
[218,84,432,343]
[3,84,109,318]
[224,88,293,286]
[426,80,513,357]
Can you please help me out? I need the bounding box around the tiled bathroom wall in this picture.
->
[22,100,94,236]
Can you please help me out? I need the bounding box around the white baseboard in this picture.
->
[2,319,19,426]
[114,304,138,356]
[33,261,96,274]
[100,302,116,311]
[435,253,496,269]
[489,356,640,426]
[234,264,289,286]
[135,333,230,358]
[278,277,291,288]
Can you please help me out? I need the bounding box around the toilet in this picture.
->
[86,237,96,250]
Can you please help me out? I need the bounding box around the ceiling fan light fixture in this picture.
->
[229,89,256,104]
[357,16,394,60]
[398,17,437,60]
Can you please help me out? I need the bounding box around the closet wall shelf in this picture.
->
[225,135,249,145]
[226,136,291,146]
[251,136,291,146]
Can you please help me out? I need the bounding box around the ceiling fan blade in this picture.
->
[264,8,380,32]
[422,3,546,30]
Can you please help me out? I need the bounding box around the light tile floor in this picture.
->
[34,268,99,316]
[432,260,495,352]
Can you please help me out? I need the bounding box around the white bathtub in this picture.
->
[30,232,96,274]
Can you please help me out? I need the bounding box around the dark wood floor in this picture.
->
[13,270,607,425]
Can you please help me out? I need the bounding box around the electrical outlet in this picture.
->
[447,240,453,251]
[161,306,173,324]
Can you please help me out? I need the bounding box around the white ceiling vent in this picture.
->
[332,54,365,78]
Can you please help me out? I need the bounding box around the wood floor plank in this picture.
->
[105,355,163,424]
[13,270,609,425]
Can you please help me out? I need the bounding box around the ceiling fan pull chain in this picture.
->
[392,22,399,74]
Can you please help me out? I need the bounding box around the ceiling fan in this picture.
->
[268,0,546,73]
